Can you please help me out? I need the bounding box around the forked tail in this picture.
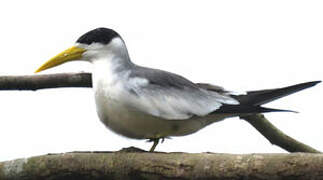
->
[214,81,321,114]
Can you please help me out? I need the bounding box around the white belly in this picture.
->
[94,88,216,139]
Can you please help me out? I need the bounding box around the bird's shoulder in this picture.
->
[129,65,199,90]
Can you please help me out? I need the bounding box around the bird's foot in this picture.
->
[147,137,170,152]
[148,138,159,152]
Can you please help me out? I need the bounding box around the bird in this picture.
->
[35,27,320,152]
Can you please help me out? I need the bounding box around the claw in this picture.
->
[161,138,165,143]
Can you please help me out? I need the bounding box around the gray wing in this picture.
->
[124,66,239,120]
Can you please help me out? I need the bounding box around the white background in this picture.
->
[0,1,322,161]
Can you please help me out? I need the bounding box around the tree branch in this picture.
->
[0,73,91,90]
[1,151,323,180]
[0,73,320,153]
[240,114,321,153]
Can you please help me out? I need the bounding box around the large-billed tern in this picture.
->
[35,28,320,152]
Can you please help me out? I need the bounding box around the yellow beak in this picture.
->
[35,46,86,73]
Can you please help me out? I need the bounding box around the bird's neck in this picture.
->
[91,37,134,73]
[92,55,133,77]
[91,39,134,90]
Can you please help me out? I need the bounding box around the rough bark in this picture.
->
[1,151,323,180]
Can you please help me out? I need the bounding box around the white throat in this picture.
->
[89,37,134,95]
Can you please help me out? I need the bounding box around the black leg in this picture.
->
[149,138,159,152]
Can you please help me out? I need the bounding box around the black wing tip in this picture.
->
[300,80,321,88]
[288,80,321,91]
[307,80,321,85]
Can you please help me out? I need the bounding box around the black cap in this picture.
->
[76,28,120,45]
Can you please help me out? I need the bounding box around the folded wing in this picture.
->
[124,66,239,120]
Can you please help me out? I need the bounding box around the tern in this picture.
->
[35,28,320,151]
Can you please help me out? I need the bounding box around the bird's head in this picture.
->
[35,28,122,73]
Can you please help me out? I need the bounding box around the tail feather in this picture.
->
[213,105,296,114]
[213,81,320,114]
[233,81,321,106]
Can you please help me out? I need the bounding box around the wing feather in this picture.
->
[124,66,239,120]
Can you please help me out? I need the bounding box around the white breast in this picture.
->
[92,58,151,138]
